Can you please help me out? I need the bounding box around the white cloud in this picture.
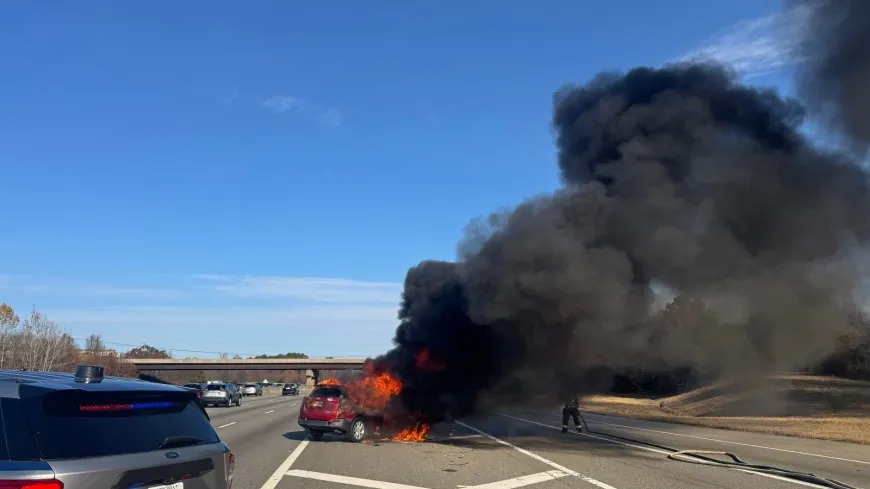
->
[197,275,402,304]
[318,108,344,127]
[262,95,303,114]
[1,274,402,356]
[46,304,395,325]
[0,275,183,300]
[680,5,811,78]
[42,305,398,357]
[261,94,343,127]
[222,90,239,105]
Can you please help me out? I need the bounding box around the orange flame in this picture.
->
[414,347,446,372]
[319,361,431,442]
[345,371,402,412]
[393,422,431,442]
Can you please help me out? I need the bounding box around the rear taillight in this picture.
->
[0,480,64,489]
[337,399,352,419]
[226,452,235,489]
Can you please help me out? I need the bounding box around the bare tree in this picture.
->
[84,334,106,355]
[0,303,20,369]
[15,309,66,371]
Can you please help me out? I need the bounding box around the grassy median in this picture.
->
[580,375,870,445]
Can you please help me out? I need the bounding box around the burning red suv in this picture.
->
[298,383,383,442]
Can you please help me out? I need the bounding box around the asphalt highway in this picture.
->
[208,393,869,489]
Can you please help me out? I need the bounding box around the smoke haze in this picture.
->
[372,0,870,421]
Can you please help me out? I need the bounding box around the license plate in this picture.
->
[146,483,183,489]
[312,401,322,407]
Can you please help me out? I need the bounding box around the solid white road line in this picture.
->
[259,440,310,489]
[286,470,429,489]
[265,410,275,414]
[217,422,237,429]
[427,434,483,442]
[455,421,618,489]
[583,415,870,465]
[496,413,829,489]
[464,470,569,489]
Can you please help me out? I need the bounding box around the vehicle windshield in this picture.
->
[311,387,342,397]
[205,384,226,391]
[244,384,256,387]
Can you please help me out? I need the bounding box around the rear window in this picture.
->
[205,384,226,391]
[311,387,342,397]
[21,390,219,460]
[244,384,256,387]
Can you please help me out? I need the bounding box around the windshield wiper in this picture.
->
[158,435,204,450]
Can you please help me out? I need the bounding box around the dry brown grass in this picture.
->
[580,375,870,445]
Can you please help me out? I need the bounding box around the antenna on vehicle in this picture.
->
[75,364,104,383]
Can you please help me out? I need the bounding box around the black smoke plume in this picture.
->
[794,0,870,152]
[371,0,870,422]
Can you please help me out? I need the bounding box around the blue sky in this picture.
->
[0,0,797,358]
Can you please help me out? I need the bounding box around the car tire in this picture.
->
[309,430,324,441]
[236,396,242,406]
[347,418,367,443]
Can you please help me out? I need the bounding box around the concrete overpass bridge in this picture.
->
[125,358,367,386]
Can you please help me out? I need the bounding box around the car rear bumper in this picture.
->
[298,417,352,433]
[203,396,230,404]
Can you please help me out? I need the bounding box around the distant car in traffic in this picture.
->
[0,365,234,489]
[203,382,242,407]
[298,383,383,442]
[282,383,299,396]
[242,383,263,396]
[182,382,207,401]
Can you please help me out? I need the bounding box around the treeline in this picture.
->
[0,303,119,373]
[598,298,870,396]
[0,302,338,384]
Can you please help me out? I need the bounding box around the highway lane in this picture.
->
[209,394,867,489]
[498,408,869,488]
[204,392,306,489]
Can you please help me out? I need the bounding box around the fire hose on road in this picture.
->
[574,411,859,489]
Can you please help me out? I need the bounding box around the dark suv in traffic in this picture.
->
[183,382,207,401]
[282,383,299,396]
[0,365,235,489]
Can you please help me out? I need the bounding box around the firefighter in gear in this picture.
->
[562,397,582,433]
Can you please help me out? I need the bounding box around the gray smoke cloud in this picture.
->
[794,0,870,151]
[374,0,870,420]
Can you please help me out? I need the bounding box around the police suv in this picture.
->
[0,365,234,489]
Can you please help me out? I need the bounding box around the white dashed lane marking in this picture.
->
[217,422,237,429]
